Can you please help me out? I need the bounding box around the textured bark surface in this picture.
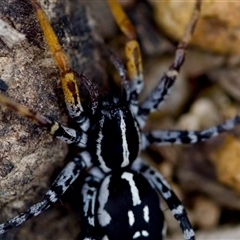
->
[0,0,68,215]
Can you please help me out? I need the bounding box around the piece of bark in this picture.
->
[0,0,68,217]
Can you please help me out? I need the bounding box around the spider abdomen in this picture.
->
[96,171,165,240]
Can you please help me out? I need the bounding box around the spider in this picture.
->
[0,0,240,239]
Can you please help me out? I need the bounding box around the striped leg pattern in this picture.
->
[0,151,92,234]
[0,94,87,147]
[136,0,201,128]
[142,114,240,148]
[79,168,104,240]
[132,159,195,240]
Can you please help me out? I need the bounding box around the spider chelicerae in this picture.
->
[1,0,240,239]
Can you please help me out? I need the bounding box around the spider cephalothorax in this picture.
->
[1,0,240,239]
[88,93,141,172]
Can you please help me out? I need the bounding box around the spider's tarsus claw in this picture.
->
[173,0,201,70]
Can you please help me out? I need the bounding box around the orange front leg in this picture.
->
[30,0,84,122]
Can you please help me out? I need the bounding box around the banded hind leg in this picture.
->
[131,159,195,240]
[136,0,201,128]
[79,167,104,240]
[142,115,240,148]
[0,151,92,234]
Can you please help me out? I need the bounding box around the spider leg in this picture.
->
[142,114,240,148]
[137,0,201,128]
[125,41,143,115]
[30,0,89,131]
[107,0,143,115]
[0,94,87,147]
[80,167,104,240]
[0,151,92,234]
[132,159,195,240]
[104,47,128,88]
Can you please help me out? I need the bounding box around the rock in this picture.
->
[149,0,240,55]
